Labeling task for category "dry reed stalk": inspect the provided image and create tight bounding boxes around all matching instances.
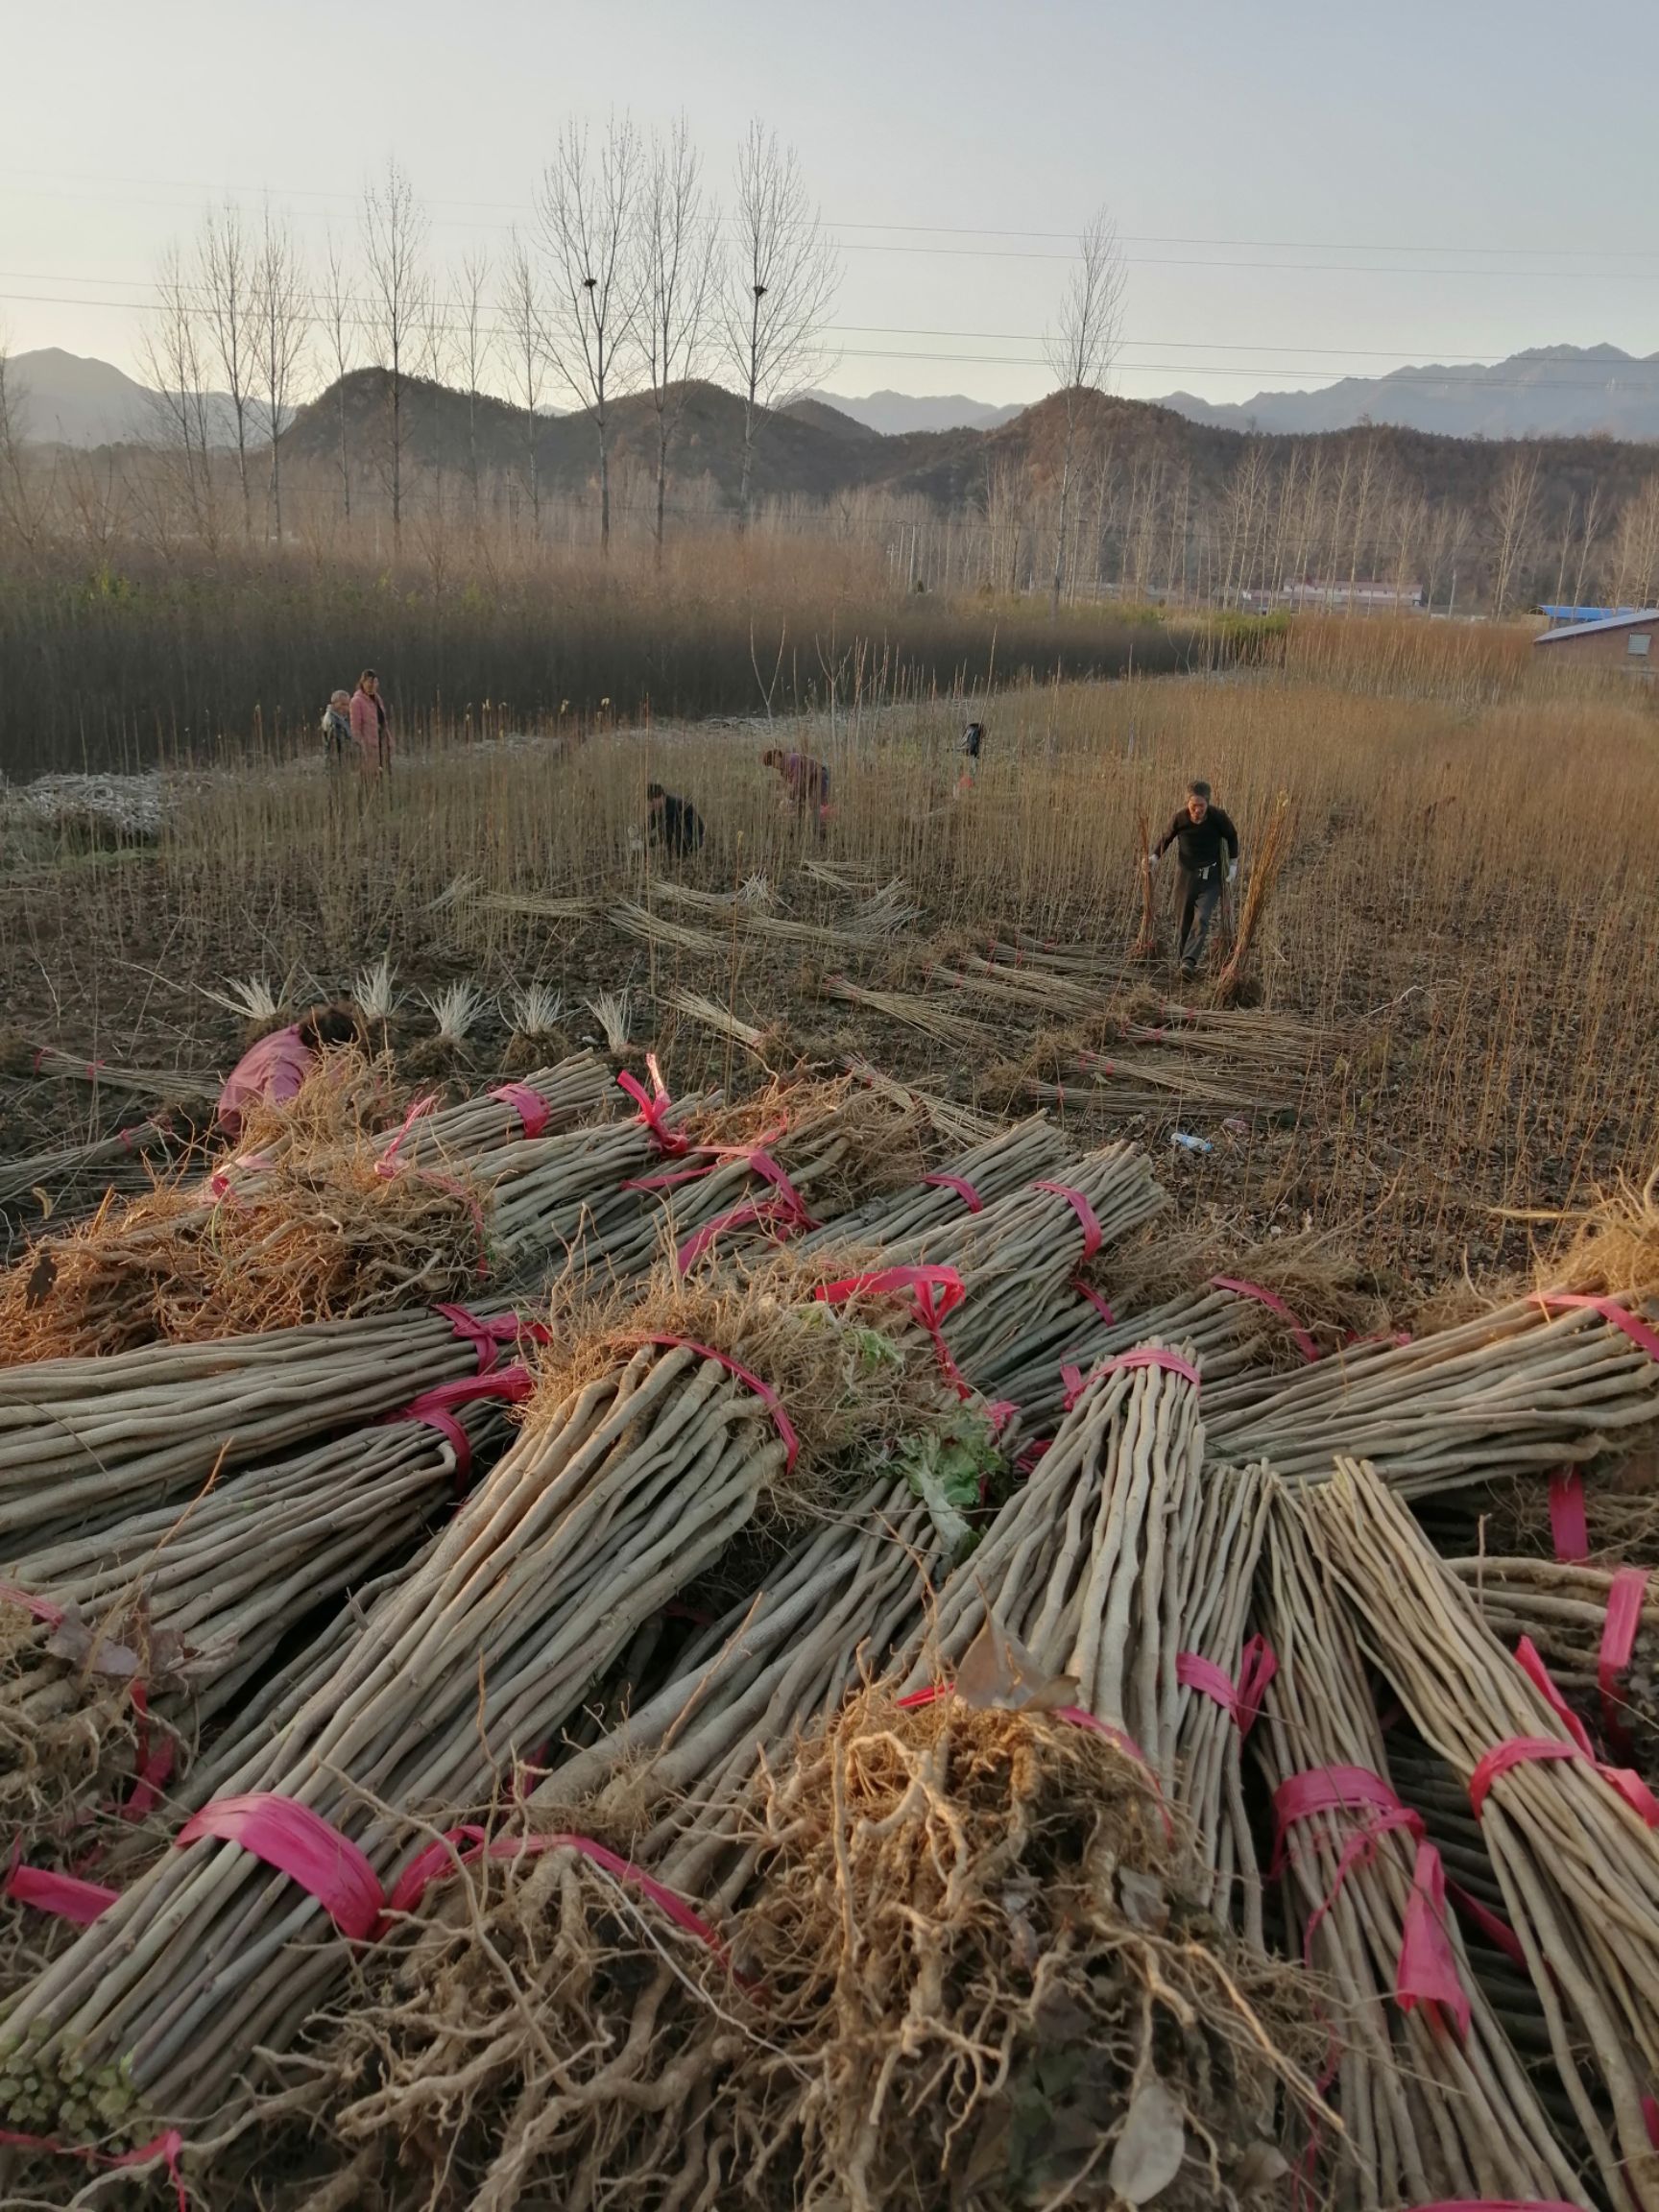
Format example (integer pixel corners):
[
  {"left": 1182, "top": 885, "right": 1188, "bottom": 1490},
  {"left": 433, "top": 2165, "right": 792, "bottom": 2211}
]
[
  {"left": 660, "top": 986, "right": 770, "bottom": 1052},
  {"left": 1214, "top": 791, "right": 1292, "bottom": 1004},
  {"left": 1307, "top": 1455, "right": 1659, "bottom": 2208},
  {"left": 1131, "top": 808, "right": 1160, "bottom": 957},
  {"left": 608, "top": 899, "right": 726, "bottom": 956},
  {"left": 819, "top": 974, "right": 996, "bottom": 1049}
]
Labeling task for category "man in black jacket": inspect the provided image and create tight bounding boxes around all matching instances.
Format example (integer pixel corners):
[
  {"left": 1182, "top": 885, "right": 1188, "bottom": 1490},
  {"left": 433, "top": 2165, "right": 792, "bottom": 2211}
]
[
  {"left": 646, "top": 782, "right": 705, "bottom": 859},
  {"left": 1150, "top": 780, "right": 1239, "bottom": 975}
]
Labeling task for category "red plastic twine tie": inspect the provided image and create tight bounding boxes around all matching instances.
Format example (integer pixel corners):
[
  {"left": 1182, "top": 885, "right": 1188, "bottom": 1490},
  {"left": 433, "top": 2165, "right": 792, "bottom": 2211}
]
[
  {"left": 1272, "top": 1764, "right": 1470, "bottom": 2042},
  {"left": 1211, "top": 1275, "right": 1320, "bottom": 1363},
  {"left": 1033, "top": 1179, "right": 1104, "bottom": 1260},
  {"left": 1061, "top": 1347, "right": 1201, "bottom": 1413},
  {"left": 1548, "top": 1469, "right": 1590, "bottom": 1563},
  {"left": 2, "top": 1862, "right": 120, "bottom": 1926},
  {"left": 1470, "top": 1636, "right": 1659, "bottom": 1825},
  {"left": 1177, "top": 1636, "right": 1277, "bottom": 1737},
  {"left": 813, "top": 1265, "right": 971, "bottom": 1400},
  {"left": 1537, "top": 1290, "right": 1659, "bottom": 1363},
  {"left": 390, "top": 1364, "right": 537, "bottom": 1488},
  {"left": 0, "top": 1581, "right": 67, "bottom": 1630},
  {"left": 921, "top": 1170, "right": 984, "bottom": 1213},
  {"left": 0, "top": 2127, "right": 186, "bottom": 2212},
  {"left": 375, "top": 1092, "right": 440, "bottom": 1176},
  {"left": 435, "top": 1304, "right": 547, "bottom": 1375},
  {"left": 645, "top": 1335, "right": 800, "bottom": 1471},
  {"left": 1446, "top": 1878, "right": 1529, "bottom": 1972},
  {"left": 489, "top": 1081, "right": 551, "bottom": 1140},
  {"left": 175, "top": 1793, "right": 385, "bottom": 1940},
  {"left": 1599, "top": 1566, "right": 1650, "bottom": 1753},
  {"left": 121, "top": 1679, "right": 174, "bottom": 1824},
  {"left": 617, "top": 1053, "right": 687, "bottom": 1155},
  {"left": 1071, "top": 1278, "right": 1117, "bottom": 1325}
]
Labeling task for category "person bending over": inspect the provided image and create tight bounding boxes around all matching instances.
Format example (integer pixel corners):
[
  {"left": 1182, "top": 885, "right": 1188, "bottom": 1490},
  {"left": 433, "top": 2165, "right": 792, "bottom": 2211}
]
[
  {"left": 216, "top": 1004, "right": 362, "bottom": 1140},
  {"left": 761, "top": 746, "right": 830, "bottom": 837},
  {"left": 1150, "top": 780, "right": 1239, "bottom": 976},
  {"left": 646, "top": 781, "right": 705, "bottom": 858}
]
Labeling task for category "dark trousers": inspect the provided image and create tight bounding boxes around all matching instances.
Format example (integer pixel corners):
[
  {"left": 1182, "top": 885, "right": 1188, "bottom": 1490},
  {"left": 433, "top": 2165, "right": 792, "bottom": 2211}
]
[{"left": 1174, "top": 869, "right": 1222, "bottom": 972}]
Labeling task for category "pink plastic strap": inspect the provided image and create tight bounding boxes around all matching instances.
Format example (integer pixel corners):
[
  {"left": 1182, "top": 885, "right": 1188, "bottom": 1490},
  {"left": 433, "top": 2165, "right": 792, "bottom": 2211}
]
[
  {"left": 0, "top": 1581, "right": 66, "bottom": 1629},
  {"left": 1599, "top": 1566, "right": 1650, "bottom": 1751},
  {"left": 1033, "top": 1179, "right": 1103, "bottom": 1260},
  {"left": 2, "top": 1863, "right": 119, "bottom": 1925},
  {"left": 813, "top": 1265, "right": 971, "bottom": 1400},
  {"left": 1407, "top": 2201, "right": 1584, "bottom": 2210},
  {"left": 1211, "top": 1275, "right": 1320, "bottom": 1362},
  {"left": 176, "top": 1793, "right": 385, "bottom": 1940},
  {"left": 1504, "top": 1634, "right": 1659, "bottom": 1824},
  {"left": 1548, "top": 1469, "right": 1590, "bottom": 1563},
  {"left": 1469, "top": 1736, "right": 1581, "bottom": 1816},
  {"left": 1537, "top": 1291, "right": 1659, "bottom": 1363},
  {"left": 375, "top": 1092, "right": 440, "bottom": 1175},
  {"left": 1273, "top": 1765, "right": 1468, "bottom": 2041},
  {"left": 922, "top": 1170, "right": 983, "bottom": 1213},
  {"left": 0, "top": 2127, "right": 186, "bottom": 2212},
  {"left": 434, "top": 1304, "right": 546, "bottom": 1375},
  {"left": 1446, "top": 1878, "right": 1529, "bottom": 1971},
  {"left": 489, "top": 1081, "right": 552, "bottom": 1140},
  {"left": 1071, "top": 1279, "right": 1117, "bottom": 1325},
  {"left": 617, "top": 1055, "right": 688, "bottom": 1155},
  {"left": 1060, "top": 1346, "right": 1201, "bottom": 1412},
  {"left": 380, "top": 1826, "right": 735, "bottom": 1968},
  {"left": 121, "top": 1679, "right": 173, "bottom": 1823},
  {"left": 1176, "top": 1636, "right": 1277, "bottom": 1737},
  {"left": 393, "top": 1365, "right": 535, "bottom": 1488},
  {"left": 645, "top": 1335, "right": 799, "bottom": 1471}
]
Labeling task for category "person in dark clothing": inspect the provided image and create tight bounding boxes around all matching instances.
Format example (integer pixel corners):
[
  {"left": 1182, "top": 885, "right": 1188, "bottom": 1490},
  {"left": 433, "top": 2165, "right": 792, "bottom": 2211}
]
[
  {"left": 646, "top": 781, "right": 705, "bottom": 857},
  {"left": 1150, "top": 780, "right": 1239, "bottom": 975}
]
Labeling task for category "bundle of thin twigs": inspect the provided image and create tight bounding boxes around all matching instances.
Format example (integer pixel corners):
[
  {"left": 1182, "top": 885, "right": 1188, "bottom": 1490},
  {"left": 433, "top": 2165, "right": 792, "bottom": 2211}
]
[
  {"left": 26, "top": 1047, "right": 218, "bottom": 1103},
  {"left": 0, "top": 1306, "right": 515, "bottom": 1555},
  {"left": 0, "top": 1119, "right": 174, "bottom": 1215},
  {"left": 0, "top": 1394, "right": 519, "bottom": 1853},
  {"left": 1451, "top": 1553, "right": 1659, "bottom": 1778},
  {"left": 795, "top": 1114, "right": 1069, "bottom": 1253},
  {"left": 0, "top": 1273, "right": 950, "bottom": 2139},
  {"left": 1308, "top": 1455, "right": 1659, "bottom": 2207},
  {"left": 372, "top": 1051, "right": 613, "bottom": 1170},
  {"left": 819, "top": 974, "right": 997, "bottom": 1050},
  {"left": 1203, "top": 1292, "right": 1659, "bottom": 1493},
  {"left": 659, "top": 987, "right": 771, "bottom": 1052},
  {"left": 1215, "top": 791, "right": 1293, "bottom": 1004},
  {"left": 839, "top": 1054, "right": 997, "bottom": 1146},
  {"left": 1257, "top": 1486, "right": 1589, "bottom": 2209}
]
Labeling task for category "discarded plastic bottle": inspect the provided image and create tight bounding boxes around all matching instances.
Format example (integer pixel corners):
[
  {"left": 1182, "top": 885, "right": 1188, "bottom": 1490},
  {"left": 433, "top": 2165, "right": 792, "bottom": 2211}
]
[{"left": 1169, "top": 1131, "right": 1214, "bottom": 1155}]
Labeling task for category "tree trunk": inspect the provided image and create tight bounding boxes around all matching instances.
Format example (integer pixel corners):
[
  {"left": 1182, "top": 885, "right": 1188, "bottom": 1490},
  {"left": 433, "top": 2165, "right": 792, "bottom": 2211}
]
[
  {"left": 598, "top": 418, "right": 611, "bottom": 554},
  {"left": 1050, "top": 404, "right": 1075, "bottom": 618},
  {"left": 655, "top": 413, "right": 669, "bottom": 565}
]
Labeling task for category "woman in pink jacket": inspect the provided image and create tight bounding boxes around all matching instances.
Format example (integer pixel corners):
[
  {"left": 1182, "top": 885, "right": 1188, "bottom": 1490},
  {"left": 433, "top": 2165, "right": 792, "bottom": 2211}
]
[{"left": 349, "top": 668, "right": 391, "bottom": 776}]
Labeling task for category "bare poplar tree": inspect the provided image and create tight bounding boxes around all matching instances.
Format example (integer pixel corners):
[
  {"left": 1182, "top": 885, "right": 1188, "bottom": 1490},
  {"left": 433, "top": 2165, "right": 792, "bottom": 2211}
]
[
  {"left": 319, "top": 230, "right": 356, "bottom": 521},
  {"left": 252, "top": 206, "right": 309, "bottom": 542},
  {"left": 1488, "top": 450, "right": 1540, "bottom": 616},
  {"left": 142, "top": 243, "right": 219, "bottom": 549},
  {"left": 1043, "top": 205, "right": 1125, "bottom": 616},
  {"left": 536, "top": 115, "right": 642, "bottom": 554},
  {"left": 0, "top": 333, "right": 54, "bottom": 562},
  {"left": 500, "top": 232, "right": 547, "bottom": 538},
  {"left": 361, "top": 157, "right": 429, "bottom": 552},
  {"left": 638, "top": 114, "right": 716, "bottom": 561},
  {"left": 455, "top": 248, "right": 493, "bottom": 515},
  {"left": 724, "top": 122, "right": 839, "bottom": 531},
  {"left": 198, "top": 204, "right": 257, "bottom": 540}
]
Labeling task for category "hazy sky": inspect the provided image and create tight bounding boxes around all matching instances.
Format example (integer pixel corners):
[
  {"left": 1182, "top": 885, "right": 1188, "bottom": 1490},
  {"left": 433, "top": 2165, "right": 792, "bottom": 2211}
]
[{"left": 5, "top": 0, "right": 1656, "bottom": 407}]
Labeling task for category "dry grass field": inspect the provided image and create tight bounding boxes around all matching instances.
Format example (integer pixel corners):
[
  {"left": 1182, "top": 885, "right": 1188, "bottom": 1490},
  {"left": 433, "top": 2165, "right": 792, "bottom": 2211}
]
[{"left": 3, "top": 613, "right": 1654, "bottom": 1287}]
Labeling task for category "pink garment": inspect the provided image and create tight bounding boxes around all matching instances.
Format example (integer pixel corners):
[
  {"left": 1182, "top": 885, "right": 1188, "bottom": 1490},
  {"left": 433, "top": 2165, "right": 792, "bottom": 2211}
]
[
  {"left": 349, "top": 687, "right": 389, "bottom": 767},
  {"left": 216, "top": 1024, "right": 315, "bottom": 1137}
]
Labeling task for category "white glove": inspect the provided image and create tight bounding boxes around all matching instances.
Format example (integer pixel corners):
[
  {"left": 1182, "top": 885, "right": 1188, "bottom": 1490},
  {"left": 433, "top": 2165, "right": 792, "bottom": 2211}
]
[
  {"left": 1146, "top": 851, "right": 1160, "bottom": 871},
  {"left": 1227, "top": 860, "right": 1238, "bottom": 885}
]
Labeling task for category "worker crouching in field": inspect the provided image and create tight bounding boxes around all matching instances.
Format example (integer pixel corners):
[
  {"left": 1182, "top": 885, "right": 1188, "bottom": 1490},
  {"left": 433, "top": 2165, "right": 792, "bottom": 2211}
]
[
  {"left": 216, "top": 1005, "right": 363, "bottom": 1140},
  {"left": 762, "top": 746, "right": 830, "bottom": 840},
  {"left": 646, "top": 781, "right": 705, "bottom": 858},
  {"left": 1150, "top": 780, "right": 1239, "bottom": 976}
]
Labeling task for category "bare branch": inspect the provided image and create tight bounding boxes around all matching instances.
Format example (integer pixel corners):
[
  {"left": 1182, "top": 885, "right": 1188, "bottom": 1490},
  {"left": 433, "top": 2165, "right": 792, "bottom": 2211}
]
[
  {"left": 361, "top": 157, "right": 429, "bottom": 551},
  {"left": 1044, "top": 205, "right": 1126, "bottom": 614},
  {"left": 251, "top": 205, "right": 309, "bottom": 542},
  {"left": 638, "top": 113, "right": 718, "bottom": 554}
]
